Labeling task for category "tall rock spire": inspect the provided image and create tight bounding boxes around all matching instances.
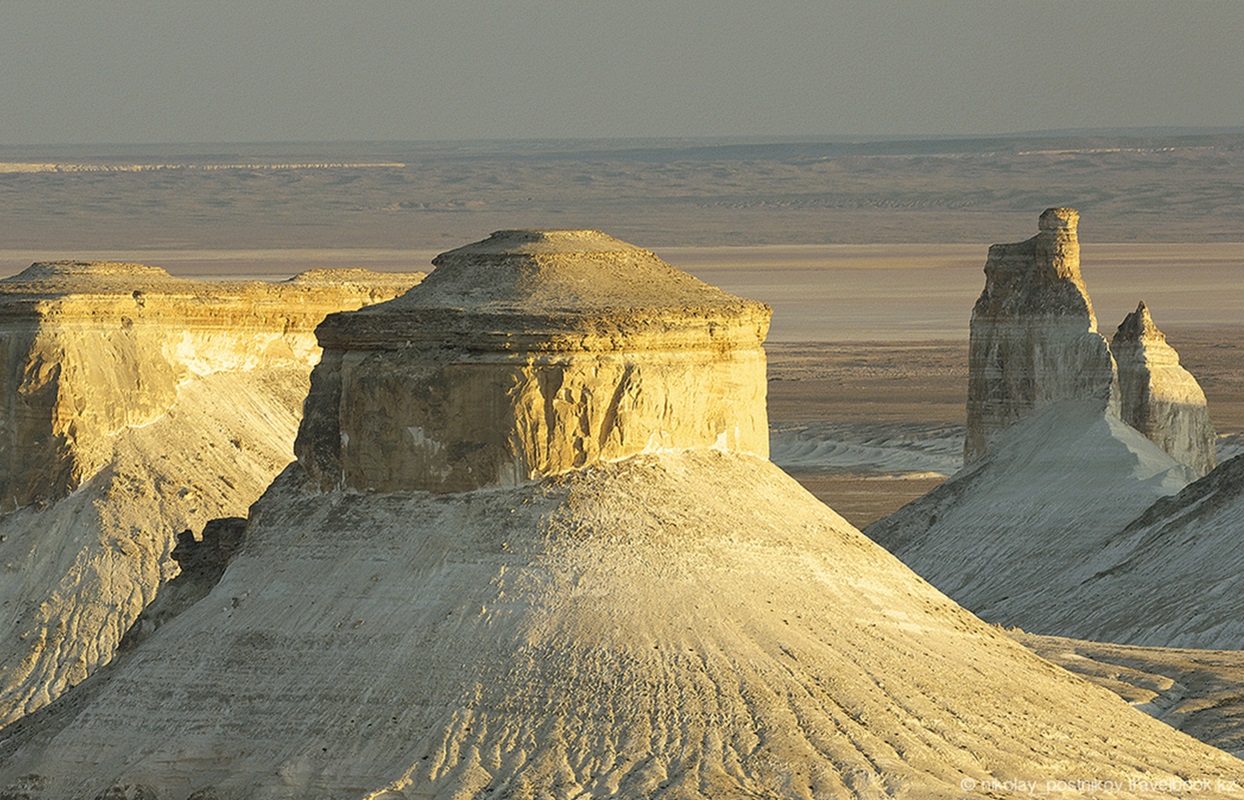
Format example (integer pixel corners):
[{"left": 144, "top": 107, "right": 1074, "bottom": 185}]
[{"left": 964, "top": 208, "right": 1119, "bottom": 462}]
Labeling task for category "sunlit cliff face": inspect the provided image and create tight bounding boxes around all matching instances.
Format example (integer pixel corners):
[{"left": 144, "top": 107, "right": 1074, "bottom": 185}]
[
  {"left": 296, "top": 229, "right": 773, "bottom": 493},
  {"left": 0, "top": 262, "right": 423, "bottom": 729}
]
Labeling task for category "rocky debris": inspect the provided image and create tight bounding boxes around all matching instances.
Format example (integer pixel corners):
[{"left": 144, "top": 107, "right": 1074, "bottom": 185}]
[
  {"left": 964, "top": 208, "right": 1119, "bottom": 462},
  {"left": 0, "top": 265, "right": 423, "bottom": 729},
  {"left": 297, "top": 230, "right": 772, "bottom": 493},
  {"left": 1113, "top": 301, "right": 1217, "bottom": 476},
  {"left": 3, "top": 233, "right": 1239, "bottom": 798}
]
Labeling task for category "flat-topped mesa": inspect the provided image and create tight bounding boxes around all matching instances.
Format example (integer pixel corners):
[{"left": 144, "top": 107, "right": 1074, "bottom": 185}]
[
  {"left": 0, "top": 263, "right": 424, "bottom": 510},
  {"left": 964, "top": 208, "right": 1119, "bottom": 463},
  {"left": 1113, "top": 301, "right": 1217, "bottom": 476},
  {"left": 2, "top": 260, "right": 184, "bottom": 288},
  {"left": 296, "top": 230, "right": 773, "bottom": 493}
]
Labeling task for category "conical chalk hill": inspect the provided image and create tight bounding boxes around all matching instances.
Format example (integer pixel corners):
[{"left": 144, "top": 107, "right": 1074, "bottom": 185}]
[{"left": 2, "top": 232, "right": 1238, "bottom": 799}]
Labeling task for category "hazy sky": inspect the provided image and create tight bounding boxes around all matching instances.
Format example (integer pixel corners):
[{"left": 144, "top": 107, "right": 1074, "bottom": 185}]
[{"left": 2, "top": 1, "right": 1243, "bottom": 145}]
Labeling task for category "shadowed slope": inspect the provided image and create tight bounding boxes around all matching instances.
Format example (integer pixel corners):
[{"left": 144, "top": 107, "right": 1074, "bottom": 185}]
[
  {"left": 866, "top": 400, "right": 1194, "bottom": 628},
  {"left": 1032, "top": 453, "right": 1244, "bottom": 648}
]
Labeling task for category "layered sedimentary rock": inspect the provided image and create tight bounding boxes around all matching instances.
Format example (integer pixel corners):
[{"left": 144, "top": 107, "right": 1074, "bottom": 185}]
[
  {"left": 1113, "top": 301, "right": 1217, "bottom": 476},
  {"left": 0, "top": 263, "right": 422, "bottom": 728},
  {"left": 964, "top": 208, "right": 1118, "bottom": 462},
  {"left": 297, "top": 230, "right": 771, "bottom": 493},
  {"left": 3, "top": 233, "right": 1239, "bottom": 799},
  {"left": 0, "top": 261, "right": 422, "bottom": 510},
  {"left": 869, "top": 210, "right": 1227, "bottom": 641}
]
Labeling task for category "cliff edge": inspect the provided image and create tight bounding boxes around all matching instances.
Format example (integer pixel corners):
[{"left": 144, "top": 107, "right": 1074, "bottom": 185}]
[
  {"left": 964, "top": 208, "right": 1119, "bottom": 462},
  {"left": 2, "top": 234, "right": 1237, "bottom": 799},
  {"left": 0, "top": 263, "right": 423, "bottom": 728}
]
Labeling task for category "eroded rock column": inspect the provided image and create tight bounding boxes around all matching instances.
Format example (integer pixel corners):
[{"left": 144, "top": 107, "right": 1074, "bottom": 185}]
[
  {"left": 1113, "top": 301, "right": 1216, "bottom": 476},
  {"left": 964, "top": 208, "right": 1119, "bottom": 463},
  {"left": 296, "top": 230, "right": 772, "bottom": 493}
]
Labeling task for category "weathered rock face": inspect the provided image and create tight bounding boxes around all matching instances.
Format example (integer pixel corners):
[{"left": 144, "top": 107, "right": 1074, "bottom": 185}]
[
  {"left": 964, "top": 208, "right": 1119, "bottom": 462},
  {"left": 296, "top": 230, "right": 772, "bottom": 493},
  {"left": 3, "top": 234, "right": 1241, "bottom": 798},
  {"left": 1113, "top": 301, "right": 1217, "bottom": 476},
  {"left": 0, "top": 261, "right": 424, "bottom": 511},
  {"left": 0, "top": 263, "right": 423, "bottom": 728}
]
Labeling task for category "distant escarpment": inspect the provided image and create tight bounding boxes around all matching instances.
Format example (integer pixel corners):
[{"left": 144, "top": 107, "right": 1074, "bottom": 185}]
[{"left": 0, "top": 262, "right": 422, "bottom": 729}]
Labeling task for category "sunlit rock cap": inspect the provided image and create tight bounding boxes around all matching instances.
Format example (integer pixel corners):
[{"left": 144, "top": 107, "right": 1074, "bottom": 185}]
[
  {"left": 315, "top": 229, "right": 770, "bottom": 352},
  {"left": 298, "top": 230, "right": 772, "bottom": 493}
]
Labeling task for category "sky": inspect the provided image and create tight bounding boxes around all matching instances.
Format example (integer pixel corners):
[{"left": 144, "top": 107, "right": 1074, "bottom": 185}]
[{"left": 2, "top": 1, "right": 1243, "bottom": 145}]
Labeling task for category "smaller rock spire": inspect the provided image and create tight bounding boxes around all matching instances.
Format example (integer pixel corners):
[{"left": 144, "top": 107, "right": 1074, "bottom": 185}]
[
  {"left": 1112, "top": 302, "right": 1216, "bottom": 476},
  {"left": 1113, "top": 301, "right": 1163, "bottom": 343}
]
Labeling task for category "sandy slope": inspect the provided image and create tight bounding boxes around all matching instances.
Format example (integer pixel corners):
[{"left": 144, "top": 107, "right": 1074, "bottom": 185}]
[
  {"left": 1025, "top": 453, "right": 1244, "bottom": 648},
  {"left": 0, "top": 368, "right": 306, "bottom": 728},
  {"left": 1, "top": 452, "right": 1238, "bottom": 799},
  {"left": 865, "top": 401, "right": 1194, "bottom": 630}
]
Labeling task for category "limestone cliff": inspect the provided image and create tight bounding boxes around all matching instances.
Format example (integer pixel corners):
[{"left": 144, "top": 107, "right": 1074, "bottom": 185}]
[
  {"left": 1113, "top": 301, "right": 1217, "bottom": 476},
  {"left": 0, "top": 263, "right": 422, "bottom": 728},
  {"left": 3, "top": 234, "right": 1239, "bottom": 799},
  {"left": 0, "top": 261, "right": 422, "bottom": 511},
  {"left": 964, "top": 208, "right": 1119, "bottom": 462},
  {"left": 297, "top": 230, "right": 772, "bottom": 493}
]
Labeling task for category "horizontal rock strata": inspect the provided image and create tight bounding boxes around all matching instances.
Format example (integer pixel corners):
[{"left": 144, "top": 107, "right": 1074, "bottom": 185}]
[
  {"left": 964, "top": 208, "right": 1119, "bottom": 462},
  {"left": 0, "top": 262, "right": 422, "bottom": 728},
  {"left": 297, "top": 230, "right": 772, "bottom": 493},
  {"left": 3, "top": 233, "right": 1239, "bottom": 798}
]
